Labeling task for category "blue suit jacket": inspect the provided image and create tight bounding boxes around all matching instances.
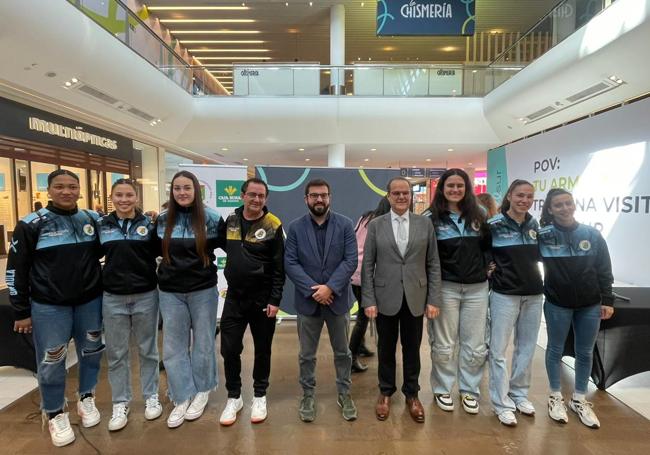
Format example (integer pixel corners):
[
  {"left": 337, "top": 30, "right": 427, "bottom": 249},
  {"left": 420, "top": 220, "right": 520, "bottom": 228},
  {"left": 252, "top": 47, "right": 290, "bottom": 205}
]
[{"left": 284, "top": 211, "right": 358, "bottom": 316}]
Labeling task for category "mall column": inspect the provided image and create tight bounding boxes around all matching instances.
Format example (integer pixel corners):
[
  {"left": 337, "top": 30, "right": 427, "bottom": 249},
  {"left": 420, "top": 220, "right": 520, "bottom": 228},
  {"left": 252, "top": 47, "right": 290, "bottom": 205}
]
[{"left": 330, "top": 4, "right": 345, "bottom": 94}]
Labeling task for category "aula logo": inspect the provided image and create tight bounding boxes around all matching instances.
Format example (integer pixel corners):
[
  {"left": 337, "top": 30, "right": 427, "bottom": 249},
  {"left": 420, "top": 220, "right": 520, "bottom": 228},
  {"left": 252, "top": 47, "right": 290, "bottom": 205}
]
[{"left": 400, "top": 1, "right": 452, "bottom": 19}]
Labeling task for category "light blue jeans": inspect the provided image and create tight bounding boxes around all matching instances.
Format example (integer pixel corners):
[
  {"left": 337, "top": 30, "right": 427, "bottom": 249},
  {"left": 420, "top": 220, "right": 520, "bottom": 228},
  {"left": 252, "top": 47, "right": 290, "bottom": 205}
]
[
  {"left": 31, "top": 296, "right": 104, "bottom": 412},
  {"left": 544, "top": 301, "right": 601, "bottom": 395},
  {"left": 159, "top": 286, "right": 218, "bottom": 404},
  {"left": 103, "top": 290, "right": 160, "bottom": 404},
  {"left": 488, "top": 291, "right": 544, "bottom": 414},
  {"left": 429, "top": 280, "right": 489, "bottom": 398}
]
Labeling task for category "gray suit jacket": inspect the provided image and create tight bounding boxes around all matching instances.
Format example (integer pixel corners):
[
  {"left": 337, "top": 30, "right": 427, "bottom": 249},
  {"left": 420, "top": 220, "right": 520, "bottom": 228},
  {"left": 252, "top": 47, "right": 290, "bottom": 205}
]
[{"left": 361, "top": 212, "right": 442, "bottom": 316}]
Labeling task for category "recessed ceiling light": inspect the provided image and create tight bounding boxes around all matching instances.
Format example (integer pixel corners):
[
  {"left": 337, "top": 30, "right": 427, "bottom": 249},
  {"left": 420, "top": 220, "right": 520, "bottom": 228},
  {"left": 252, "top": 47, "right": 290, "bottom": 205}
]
[
  {"left": 64, "top": 81, "right": 72, "bottom": 87},
  {"left": 197, "top": 56, "right": 272, "bottom": 60},
  {"left": 180, "top": 40, "right": 265, "bottom": 44},
  {"left": 189, "top": 49, "right": 270, "bottom": 52},
  {"left": 309, "top": 1, "right": 313, "bottom": 6},
  {"left": 221, "top": 147, "right": 229, "bottom": 151},
  {"left": 170, "top": 30, "right": 261, "bottom": 34},
  {"left": 411, "top": 165, "right": 416, "bottom": 168},
  {"left": 161, "top": 19, "right": 256, "bottom": 23},
  {"left": 305, "top": 158, "right": 311, "bottom": 161},
  {"left": 147, "top": 6, "right": 249, "bottom": 10},
  {"left": 370, "top": 148, "right": 376, "bottom": 151},
  {"left": 441, "top": 46, "right": 456, "bottom": 52},
  {"left": 472, "top": 70, "right": 477, "bottom": 73},
  {"left": 468, "top": 162, "right": 473, "bottom": 166},
  {"left": 285, "top": 1, "right": 288, "bottom": 5},
  {"left": 298, "top": 148, "right": 305, "bottom": 151},
  {"left": 609, "top": 75, "right": 617, "bottom": 81},
  {"left": 447, "top": 148, "right": 454, "bottom": 152},
  {"left": 426, "top": 158, "right": 431, "bottom": 162},
  {"left": 243, "top": 158, "right": 249, "bottom": 161},
  {"left": 364, "top": 158, "right": 369, "bottom": 162},
  {"left": 71, "top": 77, "right": 78, "bottom": 83}
]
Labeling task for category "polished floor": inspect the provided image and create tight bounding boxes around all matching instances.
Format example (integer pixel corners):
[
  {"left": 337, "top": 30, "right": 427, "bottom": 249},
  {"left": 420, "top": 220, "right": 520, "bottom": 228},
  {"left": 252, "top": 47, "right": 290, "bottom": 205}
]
[{"left": 0, "top": 322, "right": 649, "bottom": 454}]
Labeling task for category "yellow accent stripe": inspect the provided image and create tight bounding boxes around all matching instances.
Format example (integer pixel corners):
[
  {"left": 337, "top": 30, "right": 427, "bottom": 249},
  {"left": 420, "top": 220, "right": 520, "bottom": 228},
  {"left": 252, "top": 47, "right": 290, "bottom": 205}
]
[{"left": 358, "top": 169, "right": 387, "bottom": 197}]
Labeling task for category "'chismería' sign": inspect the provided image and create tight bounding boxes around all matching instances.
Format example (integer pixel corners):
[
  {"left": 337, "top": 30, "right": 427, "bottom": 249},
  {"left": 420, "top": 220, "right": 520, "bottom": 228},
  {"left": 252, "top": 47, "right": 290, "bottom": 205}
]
[{"left": 377, "top": 0, "right": 475, "bottom": 36}]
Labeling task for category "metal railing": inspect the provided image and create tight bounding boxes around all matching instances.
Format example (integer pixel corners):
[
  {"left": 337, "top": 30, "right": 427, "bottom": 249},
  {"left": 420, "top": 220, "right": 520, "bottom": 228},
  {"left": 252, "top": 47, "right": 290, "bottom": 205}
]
[{"left": 489, "top": 0, "right": 614, "bottom": 91}]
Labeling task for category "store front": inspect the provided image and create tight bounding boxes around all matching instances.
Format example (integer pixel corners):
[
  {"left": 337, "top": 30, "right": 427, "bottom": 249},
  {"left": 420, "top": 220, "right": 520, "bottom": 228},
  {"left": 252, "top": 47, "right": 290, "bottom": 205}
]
[{"left": 0, "top": 97, "right": 142, "bottom": 286}]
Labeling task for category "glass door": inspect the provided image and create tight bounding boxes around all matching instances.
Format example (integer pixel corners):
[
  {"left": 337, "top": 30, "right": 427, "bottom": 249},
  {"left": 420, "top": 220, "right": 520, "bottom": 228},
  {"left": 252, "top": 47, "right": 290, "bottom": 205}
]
[
  {"left": 15, "top": 160, "right": 31, "bottom": 219},
  {"left": 90, "top": 169, "right": 106, "bottom": 215},
  {"left": 30, "top": 161, "right": 57, "bottom": 212}
]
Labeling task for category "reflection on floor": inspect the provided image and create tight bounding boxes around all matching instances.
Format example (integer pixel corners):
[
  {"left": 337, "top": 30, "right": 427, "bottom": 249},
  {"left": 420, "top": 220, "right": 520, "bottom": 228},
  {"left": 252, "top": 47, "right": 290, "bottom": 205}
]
[{"left": 0, "top": 322, "right": 648, "bottom": 454}]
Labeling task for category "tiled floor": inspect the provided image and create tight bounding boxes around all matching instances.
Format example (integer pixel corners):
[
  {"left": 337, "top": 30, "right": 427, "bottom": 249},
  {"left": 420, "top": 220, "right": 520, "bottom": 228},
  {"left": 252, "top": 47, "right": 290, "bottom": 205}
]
[{"left": 1, "top": 322, "right": 648, "bottom": 421}]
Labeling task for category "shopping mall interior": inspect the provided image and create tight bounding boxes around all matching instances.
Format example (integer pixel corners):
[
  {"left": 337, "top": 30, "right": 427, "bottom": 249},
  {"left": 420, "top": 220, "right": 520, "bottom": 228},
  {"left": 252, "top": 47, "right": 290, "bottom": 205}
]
[{"left": 0, "top": 0, "right": 649, "bottom": 452}]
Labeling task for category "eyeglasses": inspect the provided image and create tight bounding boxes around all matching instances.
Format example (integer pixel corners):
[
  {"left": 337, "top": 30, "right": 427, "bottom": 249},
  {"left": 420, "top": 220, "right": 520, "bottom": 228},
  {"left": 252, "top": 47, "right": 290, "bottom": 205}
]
[
  {"left": 245, "top": 192, "right": 266, "bottom": 200},
  {"left": 307, "top": 193, "right": 330, "bottom": 200},
  {"left": 389, "top": 191, "right": 410, "bottom": 197}
]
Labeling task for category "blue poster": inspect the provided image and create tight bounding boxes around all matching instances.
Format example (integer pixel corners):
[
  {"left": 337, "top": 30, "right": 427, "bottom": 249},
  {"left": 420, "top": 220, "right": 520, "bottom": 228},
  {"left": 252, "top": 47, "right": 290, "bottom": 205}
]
[
  {"left": 377, "top": 0, "right": 475, "bottom": 36},
  {"left": 0, "top": 173, "right": 5, "bottom": 191},
  {"left": 36, "top": 173, "right": 49, "bottom": 191},
  {"left": 487, "top": 146, "right": 508, "bottom": 204}
]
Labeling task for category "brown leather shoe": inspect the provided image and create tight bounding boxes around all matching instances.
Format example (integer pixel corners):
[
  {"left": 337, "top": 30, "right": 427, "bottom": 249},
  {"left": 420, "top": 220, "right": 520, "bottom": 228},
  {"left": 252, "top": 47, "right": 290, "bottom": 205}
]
[
  {"left": 375, "top": 395, "right": 390, "bottom": 421},
  {"left": 406, "top": 397, "right": 425, "bottom": 423}
]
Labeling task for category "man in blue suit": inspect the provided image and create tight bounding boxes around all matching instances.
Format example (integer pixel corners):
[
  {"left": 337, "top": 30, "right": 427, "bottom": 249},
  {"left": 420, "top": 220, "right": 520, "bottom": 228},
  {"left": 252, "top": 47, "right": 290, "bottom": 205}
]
[{"left": 284, "top": 178, "right": 358, "bottom": 423}]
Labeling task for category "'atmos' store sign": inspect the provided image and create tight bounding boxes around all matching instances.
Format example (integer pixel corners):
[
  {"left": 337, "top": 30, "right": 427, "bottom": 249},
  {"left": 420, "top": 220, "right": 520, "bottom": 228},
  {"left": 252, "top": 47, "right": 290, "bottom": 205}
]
[{"left": 0, "top": 97, "right": 133, "bottom": 161}]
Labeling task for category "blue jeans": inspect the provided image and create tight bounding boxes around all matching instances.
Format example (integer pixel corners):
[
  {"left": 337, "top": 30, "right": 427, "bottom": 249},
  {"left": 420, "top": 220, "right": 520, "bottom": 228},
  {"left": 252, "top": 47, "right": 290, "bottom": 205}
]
[
  {"left": 31, "top": 296, "right": 104, "bottom": 413},
  {"left": 429, "top": 280, "right": 489, "bottom": 398},
  {"left": 159, "top": 286, "right": 218, "bottom": 404},
  {"left": 103, "top": 290, "right": 160, "bottom": 404},
  {"left": 544, "top": 301, "right": 601, "bottom": 395},
  {"left": 488, "top": 292, "right": 543, "bottom": 414}
]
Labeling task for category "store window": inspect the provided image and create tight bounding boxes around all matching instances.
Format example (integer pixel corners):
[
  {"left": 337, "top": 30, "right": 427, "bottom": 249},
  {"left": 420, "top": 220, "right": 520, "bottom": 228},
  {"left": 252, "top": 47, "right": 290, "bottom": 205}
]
[
  {"left": 15, "top": 160, "right": 31, "bottom": 219},
  {"left": 0, "top": 158, "right": 16, "bottom": 256},
  {"left": 134, "top": 141, "right": 160, "bottom": 213},
  {"left": 164, "top": 151, "right": 194, "bottom": 201},
  {"left": 30, "top": 162, "right": 57, "bottom": 211},
  {"left": 90, "top": 169, "right": 106, "bottom": 215},
  {"left": 105, "top": 171, "right": 129, "bottom": 213}
]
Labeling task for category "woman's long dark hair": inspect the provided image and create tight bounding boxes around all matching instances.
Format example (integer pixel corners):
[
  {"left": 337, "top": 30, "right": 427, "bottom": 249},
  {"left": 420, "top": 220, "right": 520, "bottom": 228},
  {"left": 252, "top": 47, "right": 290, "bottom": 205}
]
[
  {"left": 359, "top": 196, "right": 391, "bottom": 228},
  {"left": 499, "top": 179, "right": 534, "bottom": 214},
  {"left": 162, "top": 170, "right": 209, "bottom": 267},
  {"left": 429, "top": 168, "right": 485, "bottom": 226},
  {"left": 539, "top": 188, "right": 573, "bottom": 227}
]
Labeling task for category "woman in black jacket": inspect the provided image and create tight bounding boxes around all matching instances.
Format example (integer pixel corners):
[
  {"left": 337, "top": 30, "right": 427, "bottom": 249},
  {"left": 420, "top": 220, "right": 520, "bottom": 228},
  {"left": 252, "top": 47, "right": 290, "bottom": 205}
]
[
  {"left": 539, "top": 188, "right": 614, "bottom": 429},
  {"left": 97, "top": 178, "right": 161, "bottom": 431}
]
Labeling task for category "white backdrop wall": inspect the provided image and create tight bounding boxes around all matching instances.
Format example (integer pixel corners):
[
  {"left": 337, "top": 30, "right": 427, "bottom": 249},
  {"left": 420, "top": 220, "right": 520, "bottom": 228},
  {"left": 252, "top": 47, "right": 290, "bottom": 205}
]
[{"left": 488, "top": 97, "right": 650, "bottom": 286}]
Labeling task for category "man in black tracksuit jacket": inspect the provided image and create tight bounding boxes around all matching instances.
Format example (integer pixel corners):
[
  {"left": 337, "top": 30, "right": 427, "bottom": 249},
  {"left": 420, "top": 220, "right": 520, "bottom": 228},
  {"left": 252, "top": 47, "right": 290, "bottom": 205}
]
[{"left": 218, "top": 178, "right": 285, "bottom": 425}]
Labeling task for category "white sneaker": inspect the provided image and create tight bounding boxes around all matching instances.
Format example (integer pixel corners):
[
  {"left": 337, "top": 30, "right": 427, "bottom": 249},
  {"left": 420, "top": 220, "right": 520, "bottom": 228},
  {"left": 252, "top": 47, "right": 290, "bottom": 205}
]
[
  {"left": 461, "top": 394, "right": 479, "bottom": 414},
  {"left": 434, "top": 394, "right": 454, "bottom": 412},
  {"left": 497, "top": 410, "right": 517, "bottom": 427},
  {"left": 569, "top": 399, "right": 601, "bottom": 429},
  {"left": 48, "top": 412, "right": 75, "bottom": 447},
  {"left": 108, "top": 403, "right": 129, "bottom": 431},
  {"left": 219, "top": 397, "right": 244, "bottom": 426},
  {"left": 167, "top": 400, "right": 190, "bottom": 429},
  {"left": 144, "top": 394, "right": 163, "bottom": 420},
  {"left": 251, "top": 396, "right": 268, "bottom": 424},
  {"left": 516, "top": 400, "right": 536, "bottom": 416},
  {"left": 548, "top": 395, "right": 568, "bottom": 424},
  {"left": 77, "top": 396, "right": 101, "bottom": 428},
  {"left": 185, "top": 391, "right": 210, "bottom": 421}
]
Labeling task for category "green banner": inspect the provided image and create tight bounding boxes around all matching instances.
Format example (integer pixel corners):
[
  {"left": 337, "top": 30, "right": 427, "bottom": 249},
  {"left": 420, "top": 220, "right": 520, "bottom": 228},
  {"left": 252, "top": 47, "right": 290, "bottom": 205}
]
[
  {"left": 487, "top": 146, "right": 508, "bottom": 204},
  {"left": 216, "top": 180, "right": 244, "bottom": 207}
]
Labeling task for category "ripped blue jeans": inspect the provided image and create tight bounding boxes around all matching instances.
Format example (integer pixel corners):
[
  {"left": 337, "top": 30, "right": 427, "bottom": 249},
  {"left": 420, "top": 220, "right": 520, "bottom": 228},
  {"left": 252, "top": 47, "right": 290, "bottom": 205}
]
[
  {"left": 31, "top": 296, "right": 104, "bottom": 413},
  {"left": 428, "top": 280, "right": 489, "bottom": 398}
]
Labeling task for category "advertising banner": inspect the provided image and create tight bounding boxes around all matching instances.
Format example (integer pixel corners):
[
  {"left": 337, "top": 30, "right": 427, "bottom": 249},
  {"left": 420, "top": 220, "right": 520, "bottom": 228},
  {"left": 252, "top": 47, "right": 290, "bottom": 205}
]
[
  {"left": 377, "top": 0, "right": 476, "bottom": 36},
  {"left": 179, "top": 164, "right": 248, "bottom": 317},
  {"left": 487, "top": 98, "right": 650, "bottom": 286},
  {"left": 256, "top": 166, "right": 400, "bottom": 315}
]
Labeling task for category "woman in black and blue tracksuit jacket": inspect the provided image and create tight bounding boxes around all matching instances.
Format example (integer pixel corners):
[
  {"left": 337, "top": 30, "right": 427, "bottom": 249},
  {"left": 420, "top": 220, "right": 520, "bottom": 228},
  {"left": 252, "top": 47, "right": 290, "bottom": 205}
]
[
  {"left": 428, "top": 168, "right": 490, "bottom": 415},
  {"left": 155, "top": 170, "right": 226, "bottom": 429},
  {"left": 97, "top": 178, "right": 162, "bottom": 431},
  {"left": 539, "top": 188, "right": 614, "bottom": 429},
  {"left": 6, "top": 169, "right": 103, "bottom": 447},
  {"left": 486, "top": 180, "right": 543, "bottom": 426}
]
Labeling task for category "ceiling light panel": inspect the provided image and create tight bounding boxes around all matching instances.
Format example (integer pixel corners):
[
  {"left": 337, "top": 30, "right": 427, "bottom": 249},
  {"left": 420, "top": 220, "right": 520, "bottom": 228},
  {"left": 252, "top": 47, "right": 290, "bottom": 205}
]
[
  {"left": 161, "top": 19, "right": 256, "bottom": 23},
  {"left": 147, "top": 6, "right": 250, "bottom": 10},
  {"left": 170, "top": 30, "right": 261, "bottom": 34},
  {"left": 180, "top": 40, "right": 265, "bottom": 44},
  {"left": 189, "top": 49, "right": 270, "bottom": 52}
]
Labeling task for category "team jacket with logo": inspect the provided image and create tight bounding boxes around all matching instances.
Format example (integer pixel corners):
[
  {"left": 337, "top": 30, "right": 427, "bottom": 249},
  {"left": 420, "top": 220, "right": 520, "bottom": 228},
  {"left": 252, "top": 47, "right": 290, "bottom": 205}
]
[
  {"left": 431, "top": 212, "right": 490, "bottom": 284},
  {"left": 6, "top": 203, "right": 102, "bottom": 320},
  {"left": 538, "top": 223, "right": 614, "bottom": 309},
  {"left": 487, "top": 212, "right": 543, "bottom": 296},
  {"left": 155, "top": 205, "right": 225, "bottom": 293},
  {"left": 219, "top": 206, "right": 285, "bottom": 306},
  {"left": 97, "top": 210, "right": 159, "bottom": 295}
]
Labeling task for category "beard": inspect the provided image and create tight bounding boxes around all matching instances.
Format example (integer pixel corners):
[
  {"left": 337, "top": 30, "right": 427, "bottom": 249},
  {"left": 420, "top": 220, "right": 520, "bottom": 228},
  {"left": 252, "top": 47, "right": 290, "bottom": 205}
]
[{"left": 308, "top": 202, "right": 329, "bottom": 217}]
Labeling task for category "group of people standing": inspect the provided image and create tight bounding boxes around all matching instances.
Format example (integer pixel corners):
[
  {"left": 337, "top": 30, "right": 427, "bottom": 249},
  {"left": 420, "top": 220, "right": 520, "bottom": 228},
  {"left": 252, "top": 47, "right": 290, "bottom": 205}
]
[{"left": 5, "top": 167, "right": 614, "bottom": 448}]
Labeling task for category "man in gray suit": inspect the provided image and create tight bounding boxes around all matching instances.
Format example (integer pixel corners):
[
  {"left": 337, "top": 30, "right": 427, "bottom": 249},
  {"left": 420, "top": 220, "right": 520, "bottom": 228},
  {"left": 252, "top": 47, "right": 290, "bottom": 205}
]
[{"left": 361, "top": 176, "right": 442, "bottom": 423}]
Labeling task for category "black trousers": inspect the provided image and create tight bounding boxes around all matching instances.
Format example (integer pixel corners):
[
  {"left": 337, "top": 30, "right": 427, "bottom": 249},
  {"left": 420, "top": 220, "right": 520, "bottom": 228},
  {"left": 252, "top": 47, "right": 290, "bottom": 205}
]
[
  {"left": 376, "top": 296, "right": 423, "bottom": 398},
  {"left": 220, "top": 295, "right": 276, "bottom": 398},
  {"left": 349, "top": 285, "right": 369, "bottom": 357}
]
